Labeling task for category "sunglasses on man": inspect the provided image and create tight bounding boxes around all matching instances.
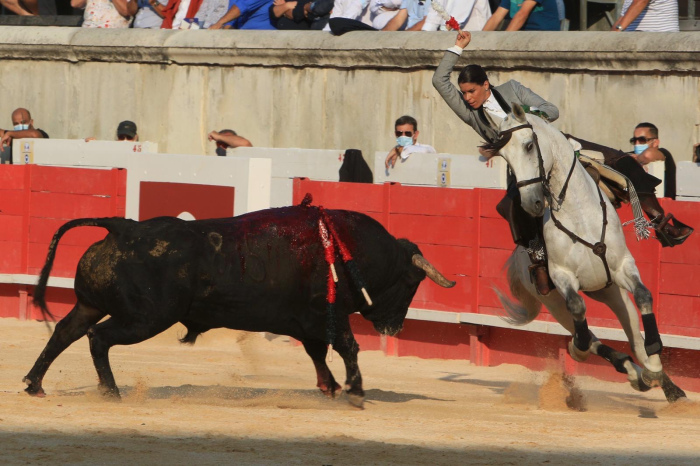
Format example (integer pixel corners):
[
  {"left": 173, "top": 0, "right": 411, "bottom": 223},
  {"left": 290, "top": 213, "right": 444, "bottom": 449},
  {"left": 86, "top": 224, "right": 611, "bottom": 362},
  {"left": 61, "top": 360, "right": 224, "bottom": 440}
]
[
  {"left": 118, "top": 134, "right": 135, "bottom": 141},
  {"left": 395, "top": 131, "right": 414, "bottom": 137},
  {"left": 629, "top": 136, "right": 657, "bottom": 144}
]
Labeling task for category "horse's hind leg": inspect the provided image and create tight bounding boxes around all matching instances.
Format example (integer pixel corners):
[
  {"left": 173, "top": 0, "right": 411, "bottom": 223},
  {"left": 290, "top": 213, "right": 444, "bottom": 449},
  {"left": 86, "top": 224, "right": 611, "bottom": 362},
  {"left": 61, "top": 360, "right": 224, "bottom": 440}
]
[{"left": 24, "top": 302, "right": 106, "bottom": 396}]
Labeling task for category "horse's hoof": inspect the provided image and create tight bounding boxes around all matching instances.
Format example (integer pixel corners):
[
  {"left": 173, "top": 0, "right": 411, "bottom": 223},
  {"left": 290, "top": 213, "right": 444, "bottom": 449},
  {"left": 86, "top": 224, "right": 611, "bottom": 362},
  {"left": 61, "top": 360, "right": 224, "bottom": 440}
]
[
  {"left": 641, "top": 368, "right": 663, "bottom": 388},
  {"left": 346, "top": 392, "right": 364, "bottom": 409},
  {"left": 568, "top": 340, "right": 590, "bottom": 362}
]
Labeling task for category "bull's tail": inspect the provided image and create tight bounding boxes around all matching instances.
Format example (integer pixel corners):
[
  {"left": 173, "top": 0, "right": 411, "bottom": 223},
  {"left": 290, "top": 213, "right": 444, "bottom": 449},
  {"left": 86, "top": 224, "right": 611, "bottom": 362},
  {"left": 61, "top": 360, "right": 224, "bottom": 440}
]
[
  {"left": 33, "top": 217, "right": 130, "bottom": 322},
  {"left": 493, "top": 248, "right": 542, "bottom": 326}
]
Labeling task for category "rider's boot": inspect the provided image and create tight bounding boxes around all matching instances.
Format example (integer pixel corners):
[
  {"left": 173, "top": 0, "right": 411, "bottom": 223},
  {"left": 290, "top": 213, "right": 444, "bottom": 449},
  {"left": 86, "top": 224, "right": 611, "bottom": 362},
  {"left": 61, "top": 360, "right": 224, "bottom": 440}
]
[
  {"left": 527, "top": 250, "right": 553, "bottom": 296},
  {"left": 638, "top": 193, "right": 693, "bottom": 247}
]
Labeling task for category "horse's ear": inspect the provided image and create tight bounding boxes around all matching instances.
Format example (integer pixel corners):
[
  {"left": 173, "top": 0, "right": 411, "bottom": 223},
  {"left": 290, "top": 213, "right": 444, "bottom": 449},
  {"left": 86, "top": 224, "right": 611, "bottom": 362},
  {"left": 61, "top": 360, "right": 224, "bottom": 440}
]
[{"left": 512, "top": 103, "right": 527, "bottom": 123}]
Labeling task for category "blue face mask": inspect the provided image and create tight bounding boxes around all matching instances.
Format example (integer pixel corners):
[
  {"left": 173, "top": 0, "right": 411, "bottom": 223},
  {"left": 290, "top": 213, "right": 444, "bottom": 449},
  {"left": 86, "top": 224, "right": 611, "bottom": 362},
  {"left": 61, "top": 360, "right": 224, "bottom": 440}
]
[
  {"left": 633, "top": 144, "right": 648, "bottom": 155},
  {"left": 396, "top": 136, "right": 413, "bottom": 147},
  {"left": 13, "top": 124, "right": 29, "bottom": 131}
]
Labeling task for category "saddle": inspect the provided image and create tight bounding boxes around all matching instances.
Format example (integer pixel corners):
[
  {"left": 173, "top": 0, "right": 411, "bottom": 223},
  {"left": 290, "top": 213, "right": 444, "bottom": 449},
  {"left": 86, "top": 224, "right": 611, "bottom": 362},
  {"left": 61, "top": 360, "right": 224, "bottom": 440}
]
[{"left": 577, "top": 154, "right": 629, "bottom": 208}]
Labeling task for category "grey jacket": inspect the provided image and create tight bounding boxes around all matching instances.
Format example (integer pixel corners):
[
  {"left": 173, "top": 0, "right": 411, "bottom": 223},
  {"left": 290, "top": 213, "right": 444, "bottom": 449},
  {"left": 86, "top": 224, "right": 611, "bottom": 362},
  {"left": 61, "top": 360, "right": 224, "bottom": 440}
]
[{"left": 432, "top": 50, "right": 559, "bottom": 144}]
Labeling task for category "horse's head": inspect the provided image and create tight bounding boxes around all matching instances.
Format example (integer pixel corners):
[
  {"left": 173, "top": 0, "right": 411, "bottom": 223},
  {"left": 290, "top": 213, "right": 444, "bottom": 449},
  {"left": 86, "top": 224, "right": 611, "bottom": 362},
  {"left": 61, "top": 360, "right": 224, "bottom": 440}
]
[{"left": 482, "top": 104, "right": 553, "bottom": 218}]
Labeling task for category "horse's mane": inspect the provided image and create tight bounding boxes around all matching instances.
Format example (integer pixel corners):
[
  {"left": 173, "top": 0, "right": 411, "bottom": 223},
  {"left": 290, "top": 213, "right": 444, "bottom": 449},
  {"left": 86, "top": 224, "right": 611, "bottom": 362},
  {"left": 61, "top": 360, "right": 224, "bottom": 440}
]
[{"left": 480, "top": 113, "right": 566, "bottom": 157}]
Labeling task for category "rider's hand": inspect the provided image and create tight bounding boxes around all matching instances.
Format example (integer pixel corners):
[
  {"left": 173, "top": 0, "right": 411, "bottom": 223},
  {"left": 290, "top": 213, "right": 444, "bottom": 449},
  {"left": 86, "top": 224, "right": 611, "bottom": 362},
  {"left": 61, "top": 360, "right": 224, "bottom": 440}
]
[{"left": 456, "top": 31, "right": 471, "bottom": 49}]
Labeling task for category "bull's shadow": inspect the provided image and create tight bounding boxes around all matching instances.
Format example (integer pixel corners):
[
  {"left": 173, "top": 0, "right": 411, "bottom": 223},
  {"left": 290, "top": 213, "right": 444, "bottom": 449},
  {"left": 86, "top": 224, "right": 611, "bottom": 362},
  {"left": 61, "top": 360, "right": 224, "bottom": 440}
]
[{"left": 59, "top": 384, "right": 448, "bottom": 407}]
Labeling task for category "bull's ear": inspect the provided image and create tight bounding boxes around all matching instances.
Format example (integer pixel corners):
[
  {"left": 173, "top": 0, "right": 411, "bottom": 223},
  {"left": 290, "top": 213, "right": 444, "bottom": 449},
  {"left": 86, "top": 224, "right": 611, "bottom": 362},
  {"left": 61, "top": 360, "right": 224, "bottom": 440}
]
[{"left": 512, "top": 103, "right": 527, "bottom": 124}]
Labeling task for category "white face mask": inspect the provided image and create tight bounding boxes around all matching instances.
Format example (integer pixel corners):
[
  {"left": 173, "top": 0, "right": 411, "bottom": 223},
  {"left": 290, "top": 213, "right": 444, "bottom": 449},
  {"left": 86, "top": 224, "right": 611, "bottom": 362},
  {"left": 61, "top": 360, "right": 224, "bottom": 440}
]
[
  {"left": 396, "top": 136, "right": 413, "bottom": 147},
  {"left": 13, "top": 124, "right": 29, "bottom": 131}
]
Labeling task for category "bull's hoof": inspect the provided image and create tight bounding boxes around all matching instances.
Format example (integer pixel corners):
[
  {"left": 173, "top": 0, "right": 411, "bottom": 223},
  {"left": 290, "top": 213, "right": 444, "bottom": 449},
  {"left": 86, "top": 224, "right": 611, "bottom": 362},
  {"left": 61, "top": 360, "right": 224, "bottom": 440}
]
[
  {"left": 568, "top": 340, "right": 590, "bottom": 362},
  {"left": 98, "top": 384, "right": 122, "bottom": 401},
  {"left": 23, "top": 377, "right": 46, "bottom": 398},
  {"left": 641, "top": 368, "right": 663, "bottom": 388},
  {"left": 346, "top": 392, "right": 364, "bottom": 409},
  {"left": 319, "top": 382, "right": 342, "bottom": 398}
]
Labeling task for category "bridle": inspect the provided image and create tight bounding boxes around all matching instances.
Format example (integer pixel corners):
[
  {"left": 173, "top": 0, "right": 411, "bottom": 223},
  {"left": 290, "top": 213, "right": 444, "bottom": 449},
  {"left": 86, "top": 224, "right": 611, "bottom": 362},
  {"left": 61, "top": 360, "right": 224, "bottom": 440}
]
[{"left": 499, "top": 122, "right": 613, "bottom": 288}]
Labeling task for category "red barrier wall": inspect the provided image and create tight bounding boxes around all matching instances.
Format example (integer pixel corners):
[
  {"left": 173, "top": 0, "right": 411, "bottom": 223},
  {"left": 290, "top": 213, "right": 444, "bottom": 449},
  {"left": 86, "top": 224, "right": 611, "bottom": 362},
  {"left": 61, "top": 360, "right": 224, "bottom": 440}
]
[{"left": 294, "top": 179, "right": 700, "bottom": 391}]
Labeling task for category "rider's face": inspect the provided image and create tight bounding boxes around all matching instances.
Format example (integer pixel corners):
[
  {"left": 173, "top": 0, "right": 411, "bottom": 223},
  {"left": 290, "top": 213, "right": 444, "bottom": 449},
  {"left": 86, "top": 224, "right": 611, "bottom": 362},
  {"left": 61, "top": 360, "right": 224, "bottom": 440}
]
[{"left": 459, "top": 81, "right": 491, "bottom": 109}]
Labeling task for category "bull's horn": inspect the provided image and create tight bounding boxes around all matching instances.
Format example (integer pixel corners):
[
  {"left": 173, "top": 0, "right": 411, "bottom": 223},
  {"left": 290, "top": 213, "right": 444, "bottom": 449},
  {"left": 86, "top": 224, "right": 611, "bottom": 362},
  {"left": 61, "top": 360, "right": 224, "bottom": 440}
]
[{"left": 412, "top": 254, "right": 456, "bottom": 288}]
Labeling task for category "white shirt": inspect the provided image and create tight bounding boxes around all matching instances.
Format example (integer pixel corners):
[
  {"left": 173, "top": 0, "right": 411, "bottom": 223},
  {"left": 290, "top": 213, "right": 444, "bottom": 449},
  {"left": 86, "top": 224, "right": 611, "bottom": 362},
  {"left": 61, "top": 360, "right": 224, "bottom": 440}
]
[
  {"left": 482, "top": 92, "right": 507, "bottom": 120},
  {"left": 323, "top": 0, "right": 367, "bottom": 31},
  {"left": 422, "top": 0, "right": 492, "bottom": 32},
  {"left": 400, "top": 143, "right": 437, "bottom": 160},
  {"left": 621, "top": 0, "right": 679, "bottom": 32}
]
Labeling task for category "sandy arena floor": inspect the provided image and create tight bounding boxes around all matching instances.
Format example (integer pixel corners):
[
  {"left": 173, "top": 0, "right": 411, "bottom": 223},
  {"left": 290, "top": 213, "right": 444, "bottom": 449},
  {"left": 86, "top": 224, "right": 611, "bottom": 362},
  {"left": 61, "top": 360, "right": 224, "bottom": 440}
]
[{"left": 0, "top": 318, "right": 698, "bottom": 465}]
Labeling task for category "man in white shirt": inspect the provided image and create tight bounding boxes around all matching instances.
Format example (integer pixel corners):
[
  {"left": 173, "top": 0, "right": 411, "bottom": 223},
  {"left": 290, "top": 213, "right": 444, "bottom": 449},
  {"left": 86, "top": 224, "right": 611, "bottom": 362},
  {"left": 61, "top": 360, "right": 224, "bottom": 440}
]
[{"left": 385, "top": 115, "right": 436, "bottom": 170}]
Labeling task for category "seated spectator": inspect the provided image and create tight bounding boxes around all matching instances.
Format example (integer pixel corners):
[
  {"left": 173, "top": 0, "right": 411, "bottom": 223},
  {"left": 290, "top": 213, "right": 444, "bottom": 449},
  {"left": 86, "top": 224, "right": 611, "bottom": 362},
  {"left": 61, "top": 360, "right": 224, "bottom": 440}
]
[
  {"left": 482, "top": 0, "right": 559, "bottom": 31},
  {"left": 270, "top": 0, "right": 331, "bottom": 30},
  {"left": 384, "top": 115, "right": 436, "bottom": 170},
  {"left": 381, "top": 0, "right": 428, "bottom": 31},
  {"left": 72, "top": 0, "right": 137, "bottom": 27},
  {"left": 630, "top": 122, "right": 676, "bottom": 199},
  {"left": 134, "top": 0, "right": 168, "bottom": 28},
  {"left": 159, "top": 0, "right": 204, "bottom": 28},
  {"left": 612, "top": 0, "right": 679, "bottom": 32},
  {"left": 0, "top": 0, "right": 38, "bottom": 15},
  {"left": 195, "top": 0, "right": 229, "bottom": 27},
  {"left": 0, "top": 108, "right": 49, "bottom": 148},
  {"left": 422, "top": 0, "right": 492, "bottom": 31},
  {"left": 85, "top": 120, "right": 139, "bottom": 142},
  {"left": 323, "top": 0, "right": 368, "bottom": 31},
  {"left": 209, "top": 129, "right": 252, "bottom": 156},
  {"left": 370, "top": 0, "right": 401, "bottom": 30},
  {"left": 209, "top": 0, "right": 275, "bottom": 29}
]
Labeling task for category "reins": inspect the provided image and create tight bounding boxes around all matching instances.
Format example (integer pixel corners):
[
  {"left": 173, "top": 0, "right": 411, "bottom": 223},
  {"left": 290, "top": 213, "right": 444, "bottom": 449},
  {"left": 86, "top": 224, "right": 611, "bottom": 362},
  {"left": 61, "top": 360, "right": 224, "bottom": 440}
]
[{"left": 502, "top": 122, "right": 613, "bottom": 288}]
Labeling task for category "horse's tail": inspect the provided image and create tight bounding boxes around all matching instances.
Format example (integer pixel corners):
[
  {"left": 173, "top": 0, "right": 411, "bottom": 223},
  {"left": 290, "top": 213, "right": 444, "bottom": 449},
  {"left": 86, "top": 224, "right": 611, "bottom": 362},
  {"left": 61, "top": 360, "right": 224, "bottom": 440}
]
[
  {"left": 33, "top": 217, "right": 129, "bottom": 322},
  {"left": 493, "top": 249, "right": 542, "bottom": 326}
]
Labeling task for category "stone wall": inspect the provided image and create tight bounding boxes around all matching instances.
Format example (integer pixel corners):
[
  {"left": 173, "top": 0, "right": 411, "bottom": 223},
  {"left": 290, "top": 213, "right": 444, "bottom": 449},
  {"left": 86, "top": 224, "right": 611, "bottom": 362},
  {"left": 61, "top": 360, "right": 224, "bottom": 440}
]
[{"left": 1, "top": 28, "right": 698, "bottom": 166}]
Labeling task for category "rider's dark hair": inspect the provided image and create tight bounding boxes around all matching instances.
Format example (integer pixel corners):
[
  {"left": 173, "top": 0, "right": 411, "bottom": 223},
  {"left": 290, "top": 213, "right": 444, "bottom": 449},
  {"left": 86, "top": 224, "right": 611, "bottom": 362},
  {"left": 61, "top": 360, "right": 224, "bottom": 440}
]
[
  {"left": 635, "top": 122, "right": 658, "bottom": 138},
  {"left": 395, "top": 115, "right": 418, "bottom": 131},
  {"left": 458, "top": 65, "right": 489, "bottom": 85}
]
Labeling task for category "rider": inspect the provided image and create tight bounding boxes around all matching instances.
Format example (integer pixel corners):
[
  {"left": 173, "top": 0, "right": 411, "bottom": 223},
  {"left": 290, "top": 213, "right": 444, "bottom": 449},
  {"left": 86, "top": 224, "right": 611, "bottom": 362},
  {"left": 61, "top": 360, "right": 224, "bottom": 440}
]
[
  {"left": 433, "top": 31, "right": 693, "bottom": 295},
  {"left": 432, "top": 30, "right": 557, "bottom": 296}
]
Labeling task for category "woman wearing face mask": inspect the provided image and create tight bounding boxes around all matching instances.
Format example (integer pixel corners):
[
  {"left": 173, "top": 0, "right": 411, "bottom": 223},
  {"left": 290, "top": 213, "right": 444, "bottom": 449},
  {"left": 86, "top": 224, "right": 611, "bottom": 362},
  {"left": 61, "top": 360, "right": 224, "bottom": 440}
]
[{"left": 384, "top": 115, "right": 436, "bottom": 170}]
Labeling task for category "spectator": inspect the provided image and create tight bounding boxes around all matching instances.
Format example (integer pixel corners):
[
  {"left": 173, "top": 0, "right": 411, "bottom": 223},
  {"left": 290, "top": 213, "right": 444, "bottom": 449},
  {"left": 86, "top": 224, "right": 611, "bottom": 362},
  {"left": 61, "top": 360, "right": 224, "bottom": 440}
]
[
  {"left": 134, "top": 0, "right": 168, "bottom": 28},
  {"left": 384, "top": 115, "right": 436, "bottom": 170},
  {"left": 323, "top": 0, "right": 367, "bottom": 31},
  {"left": 195, "top": 0, "right": 229, "bottom": 27},
  {"left": 339, "top": 149, "right": 373, "bottom": 183},
  {"left": 209, "top": 129, "right": 252, "bottom": 156},
  {"left": 370, "top": 0, "right": 401, "bottom": 30},
  {"left": 381, "top": 0, "right": 428, "bottom": 30},
  {"left": 0, "top": 0, "right": 38, "bottom": 15},
  {"left": 159, "top": 0, "right": 204, "bottom": 28},
  {"left": 270, "top": 0, "right": 331, "bottom": 30},
  {"left": 0, "top": 108, "right": 49, "bottom": 148},
  {"left": 630, "top": 122, "right": 676, "bottom": 199},
  {"left": 72, "top": 0, "right": 137, "bottom": 27},
  {"left": 612, "top": 0, "right": 679, "bottom": 32},
  {"left": 86, "top": 120, "right": 139, "bottom": 142},
  {"left": 422, "top": 0, "right": 492, "bottom": 31},
  {"left": 209, "top": 0, "right": 275, "bottom": 29},
  {"left": 482, "top": 0, "right": 559, "bottom": 31},
  {"left": 693, "top": 143, "right": 700, "bottom": 163}
]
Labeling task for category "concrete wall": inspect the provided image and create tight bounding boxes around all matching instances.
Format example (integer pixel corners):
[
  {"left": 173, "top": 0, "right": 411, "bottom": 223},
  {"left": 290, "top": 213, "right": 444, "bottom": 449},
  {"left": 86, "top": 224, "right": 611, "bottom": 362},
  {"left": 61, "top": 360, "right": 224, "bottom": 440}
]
[{"left": 0, "top": 28, "right": 699, "bottom": 169}]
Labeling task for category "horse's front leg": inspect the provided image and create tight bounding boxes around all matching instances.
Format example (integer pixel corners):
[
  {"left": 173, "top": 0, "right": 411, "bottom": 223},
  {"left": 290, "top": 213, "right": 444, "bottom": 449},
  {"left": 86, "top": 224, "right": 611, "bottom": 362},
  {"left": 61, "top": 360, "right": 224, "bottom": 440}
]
[{"left": 550, "top": 268, "right": 592, "bottom": 362}]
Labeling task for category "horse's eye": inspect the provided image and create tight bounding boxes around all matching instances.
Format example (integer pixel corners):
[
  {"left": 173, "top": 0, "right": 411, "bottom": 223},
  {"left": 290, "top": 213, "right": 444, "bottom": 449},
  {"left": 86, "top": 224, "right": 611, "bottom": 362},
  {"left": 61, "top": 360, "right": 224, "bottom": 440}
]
[{"left": 526, "top": 141, "right": 534, "bottom": 152}]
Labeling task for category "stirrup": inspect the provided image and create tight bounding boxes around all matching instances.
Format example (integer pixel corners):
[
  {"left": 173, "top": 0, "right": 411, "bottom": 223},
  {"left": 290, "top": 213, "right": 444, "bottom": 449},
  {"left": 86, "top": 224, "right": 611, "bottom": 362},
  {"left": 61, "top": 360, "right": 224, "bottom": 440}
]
[{"left": 654, "top": 214, "right": 694, "bottom": 248}]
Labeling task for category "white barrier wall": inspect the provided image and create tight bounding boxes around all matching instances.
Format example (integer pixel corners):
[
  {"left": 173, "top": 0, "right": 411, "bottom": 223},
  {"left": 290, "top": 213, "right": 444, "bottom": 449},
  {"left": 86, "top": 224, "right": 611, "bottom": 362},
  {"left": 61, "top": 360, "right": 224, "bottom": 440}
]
[
  {"left": 231, "top": 147, "right": 344, "bottom": 207},
  {"left": 677, "top": 161, "right": 700, "bottom": 202},
  {"left": 374, "top": 150, "right": 508, "bottom": 189},
  {"left": 9, "top": 138, "right": 272, "bottom": 217},
  {"left": 12, "top": 139, "right": 159, "bottom": 166}
]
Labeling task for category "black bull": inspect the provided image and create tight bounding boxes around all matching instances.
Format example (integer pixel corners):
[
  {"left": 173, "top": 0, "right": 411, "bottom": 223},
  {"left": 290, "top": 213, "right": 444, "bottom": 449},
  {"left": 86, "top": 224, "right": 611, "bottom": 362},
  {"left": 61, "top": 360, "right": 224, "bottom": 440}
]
[{"left": 24, "top": 203, "right": 454, "bottom": 407}]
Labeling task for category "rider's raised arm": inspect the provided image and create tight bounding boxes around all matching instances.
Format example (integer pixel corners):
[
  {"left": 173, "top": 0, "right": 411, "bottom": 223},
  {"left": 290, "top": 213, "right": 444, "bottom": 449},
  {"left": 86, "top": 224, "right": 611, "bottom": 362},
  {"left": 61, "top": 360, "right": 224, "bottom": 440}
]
[
  {"left": 509, "top": 79, "right": 559, "bottom": 122},
  {"left": 432, "top": 46, "right": 480, "bottom": 131}
]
